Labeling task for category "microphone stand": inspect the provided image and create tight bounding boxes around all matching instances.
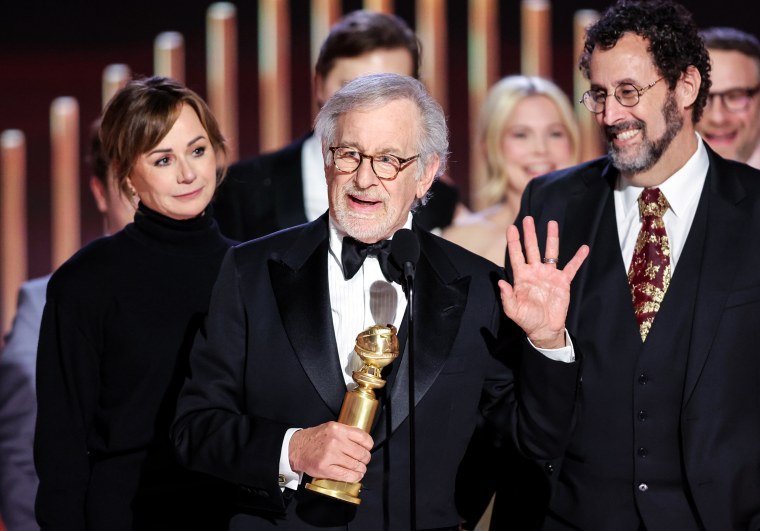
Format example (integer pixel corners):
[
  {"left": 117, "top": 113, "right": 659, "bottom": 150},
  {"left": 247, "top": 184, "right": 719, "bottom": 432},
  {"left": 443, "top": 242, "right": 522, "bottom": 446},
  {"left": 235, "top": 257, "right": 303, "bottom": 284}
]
[
  {"left": 391, "top": 228, "right": 419, "bottom": 530},
  {"left": 403, "top": 265, "right": 416, "bottom": 531}
]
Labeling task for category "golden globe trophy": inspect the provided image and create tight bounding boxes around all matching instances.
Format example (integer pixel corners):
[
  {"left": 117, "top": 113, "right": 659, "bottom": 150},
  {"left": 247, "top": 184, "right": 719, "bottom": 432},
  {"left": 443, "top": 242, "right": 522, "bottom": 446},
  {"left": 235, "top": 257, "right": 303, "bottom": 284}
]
[{"left": 305, "top": 324, "right": 399, "bottom": 504}]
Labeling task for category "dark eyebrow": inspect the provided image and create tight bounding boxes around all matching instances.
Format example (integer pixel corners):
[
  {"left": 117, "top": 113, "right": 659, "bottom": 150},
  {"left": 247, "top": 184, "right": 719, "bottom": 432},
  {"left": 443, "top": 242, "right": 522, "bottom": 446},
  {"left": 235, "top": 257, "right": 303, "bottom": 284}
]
[
  {"left": 146, "top": 135, "right": 206, "bottom": 157},
  {"left": 589, "top": 78, "right": 640, "bottom": 91},
  {"left": 187, "top": 135, "right": 206, "bottom": 146}
]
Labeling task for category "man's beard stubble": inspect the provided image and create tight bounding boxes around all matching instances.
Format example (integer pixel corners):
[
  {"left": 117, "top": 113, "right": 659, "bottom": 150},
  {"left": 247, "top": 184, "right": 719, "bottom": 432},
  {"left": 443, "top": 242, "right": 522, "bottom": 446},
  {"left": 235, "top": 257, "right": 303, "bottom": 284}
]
[
  {"left": 607, "top": 93, "right": 683, "bottom": 175},
  {"left": 332, "top": 182, "right": 398, "bottom": 243}
]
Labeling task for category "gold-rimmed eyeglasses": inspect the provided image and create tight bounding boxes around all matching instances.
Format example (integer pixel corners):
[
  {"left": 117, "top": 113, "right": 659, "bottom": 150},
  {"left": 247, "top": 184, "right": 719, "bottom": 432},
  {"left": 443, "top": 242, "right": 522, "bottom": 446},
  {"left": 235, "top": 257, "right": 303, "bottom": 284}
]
[
  {"left": 329, "top": 146, "right": 420, "bottom": 181},
  {"left": 580, "top": 77, "right": 665, "bottom": 114}
]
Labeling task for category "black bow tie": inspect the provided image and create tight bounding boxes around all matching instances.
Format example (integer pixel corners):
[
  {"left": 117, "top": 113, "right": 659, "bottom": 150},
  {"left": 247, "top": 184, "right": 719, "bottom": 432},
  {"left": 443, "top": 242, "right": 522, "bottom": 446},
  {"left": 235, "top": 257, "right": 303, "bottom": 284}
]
[{"left": 341, "top": 236, "right": 401, "bottom": 283}]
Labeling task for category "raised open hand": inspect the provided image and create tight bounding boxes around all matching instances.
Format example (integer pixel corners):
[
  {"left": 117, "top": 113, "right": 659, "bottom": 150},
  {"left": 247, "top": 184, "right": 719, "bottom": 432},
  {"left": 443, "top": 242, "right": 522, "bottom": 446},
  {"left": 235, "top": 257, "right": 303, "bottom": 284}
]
[{"left": 499, "top": 216, "right": 589, "bottom": 349}]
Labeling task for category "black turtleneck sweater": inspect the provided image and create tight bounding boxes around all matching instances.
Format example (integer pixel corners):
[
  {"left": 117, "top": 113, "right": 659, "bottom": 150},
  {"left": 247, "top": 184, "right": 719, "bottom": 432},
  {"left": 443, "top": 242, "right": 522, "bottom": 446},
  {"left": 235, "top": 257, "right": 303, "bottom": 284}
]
[{"left": 35, "top": 204, "right": 235, "bottom": 530}]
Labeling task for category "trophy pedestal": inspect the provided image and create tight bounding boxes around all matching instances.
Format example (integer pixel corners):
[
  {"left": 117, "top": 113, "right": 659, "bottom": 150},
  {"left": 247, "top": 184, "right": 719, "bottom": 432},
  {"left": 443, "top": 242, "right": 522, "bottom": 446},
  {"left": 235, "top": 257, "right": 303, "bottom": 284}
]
[{"left": 305, "top": 478, "right": 362, "bottom": 505}]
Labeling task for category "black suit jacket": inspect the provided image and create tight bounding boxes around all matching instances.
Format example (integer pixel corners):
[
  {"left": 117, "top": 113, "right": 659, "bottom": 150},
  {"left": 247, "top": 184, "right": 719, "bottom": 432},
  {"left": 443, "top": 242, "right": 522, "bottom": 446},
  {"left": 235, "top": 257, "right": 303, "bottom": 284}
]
[
  {"left": 515, "top": 146, "right": 760, "bottom": 530},
  {"left": 212, "top": 134, "right": 460, "bottom": 242},
  {"left": 171, "top": 214, "right": 580, "bottom": 530}
]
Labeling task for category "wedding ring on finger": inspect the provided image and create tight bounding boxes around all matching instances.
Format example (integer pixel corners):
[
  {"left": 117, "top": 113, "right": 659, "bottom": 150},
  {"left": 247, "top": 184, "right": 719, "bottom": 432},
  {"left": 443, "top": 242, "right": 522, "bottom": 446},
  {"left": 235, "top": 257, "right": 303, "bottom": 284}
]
[{"left": 542, "top": 257, "right": 558, "bottom": 265}]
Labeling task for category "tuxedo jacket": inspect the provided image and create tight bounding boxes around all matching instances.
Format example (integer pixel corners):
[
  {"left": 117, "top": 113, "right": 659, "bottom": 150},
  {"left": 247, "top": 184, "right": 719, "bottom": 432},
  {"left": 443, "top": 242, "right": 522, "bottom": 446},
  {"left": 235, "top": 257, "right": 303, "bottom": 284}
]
[
  {"left": 172, "top": 214, "right": 580, "bottom": 530},
  {"left": 211, "top": 134, "right": 460, "bottom": 242},
  {"left": 0, "top": 276, "right": 48, "bottom": 531},
  {"left": 516, "top": 146, "right": 760, "bottom": 530}
]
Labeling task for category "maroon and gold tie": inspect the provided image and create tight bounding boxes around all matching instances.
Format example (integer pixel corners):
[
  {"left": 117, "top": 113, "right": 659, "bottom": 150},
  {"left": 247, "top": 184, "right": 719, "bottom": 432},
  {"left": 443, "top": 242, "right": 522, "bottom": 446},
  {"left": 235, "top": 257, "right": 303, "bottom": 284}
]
[{"left": 628, "top": 187, "right": 671, "bottom": 341}]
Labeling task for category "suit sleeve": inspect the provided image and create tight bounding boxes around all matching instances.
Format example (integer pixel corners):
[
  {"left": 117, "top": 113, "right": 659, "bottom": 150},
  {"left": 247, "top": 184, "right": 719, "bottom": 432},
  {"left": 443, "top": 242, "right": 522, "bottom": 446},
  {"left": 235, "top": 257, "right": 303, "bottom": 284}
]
[
  {"left": 492, "top": 179, "right": 581, "bottom": 459},
  {"left": 171, "top": 250, "right": 291, "bottom": 514},
  {"left": 0, "top": 281, "right": 45, "bottom": 531},
  {"left": 479, "top": 271, "right": 580, "bottom": 461},
  {"left": 34, "top": 286, "right": 100, "bottom": 530}
]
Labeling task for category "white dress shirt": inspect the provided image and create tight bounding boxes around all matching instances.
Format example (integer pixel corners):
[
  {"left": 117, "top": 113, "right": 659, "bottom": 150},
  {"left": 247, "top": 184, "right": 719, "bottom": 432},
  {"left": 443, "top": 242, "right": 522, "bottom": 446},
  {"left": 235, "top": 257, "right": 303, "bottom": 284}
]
[
  {"left": 326, "top": 217, "right": 409, "bottom": 386},
  {"left": 278, "top": 210, "right": 577, "bottom": 488},
  {"left": 302, "top": 134, "right": 329, "bottom": 222},
  {"left": 615, "top": 134, "right": 709, "bottom": 272},
  {"left": 279, "top": 215, "right": 410, "bottom": 490}
]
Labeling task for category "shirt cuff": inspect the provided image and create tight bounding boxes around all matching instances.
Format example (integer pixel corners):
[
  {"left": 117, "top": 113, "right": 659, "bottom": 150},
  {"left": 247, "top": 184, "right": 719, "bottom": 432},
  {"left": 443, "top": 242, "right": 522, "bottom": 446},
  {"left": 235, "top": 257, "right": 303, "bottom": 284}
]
[
  {"left": 279, "top": 428, "right": 303, "bottom": 491},
  {"left": 528, "top": 329, "right": 575, "bottom": 363}
]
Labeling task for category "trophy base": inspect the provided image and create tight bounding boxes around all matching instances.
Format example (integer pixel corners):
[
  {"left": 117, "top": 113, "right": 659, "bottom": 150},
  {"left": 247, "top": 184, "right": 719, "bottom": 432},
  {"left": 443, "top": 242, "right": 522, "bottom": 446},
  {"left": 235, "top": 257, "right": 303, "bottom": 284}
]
[{"left": 305, "top": 478, "right": 362, "bottom": 505}]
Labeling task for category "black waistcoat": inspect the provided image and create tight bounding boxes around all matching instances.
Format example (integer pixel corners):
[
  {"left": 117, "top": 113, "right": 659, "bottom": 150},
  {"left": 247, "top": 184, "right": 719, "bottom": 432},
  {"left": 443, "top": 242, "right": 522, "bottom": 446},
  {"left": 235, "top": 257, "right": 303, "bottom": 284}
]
[{"left": 550, "top": 190, "right": 708, "bottom": 530}]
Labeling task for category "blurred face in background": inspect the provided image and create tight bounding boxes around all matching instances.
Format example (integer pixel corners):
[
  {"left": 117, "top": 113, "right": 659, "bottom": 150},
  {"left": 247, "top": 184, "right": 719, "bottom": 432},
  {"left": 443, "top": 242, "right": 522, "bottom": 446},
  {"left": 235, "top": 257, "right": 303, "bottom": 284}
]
[
  {"left": 314, "top": 48, "right": 415, "bottom": 107},
  {"left": 127, "top": 104, "right": 217, "bottom": 220},
  {"left": 500, "top": 94, "right": 574, "bottom": 197},
  {"left": 697, "top": 49, "right": 760, "bottom": 162},
  {"left": 89, "top": 170, "right": 138, "bottom": 235}
]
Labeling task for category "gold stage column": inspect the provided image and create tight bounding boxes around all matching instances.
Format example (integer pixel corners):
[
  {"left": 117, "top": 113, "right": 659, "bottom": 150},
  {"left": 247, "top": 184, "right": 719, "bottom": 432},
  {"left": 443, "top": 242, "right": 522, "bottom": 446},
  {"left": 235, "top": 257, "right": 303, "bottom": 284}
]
[
  {"left": 0, "top": 130, "right": 27, "bottom": 336},
  {"left": 50, "top": 97, "right": 80, "bottom": 270},
  {"left": 258, "top": 0, "right": 290, "bottom": 154},
  {"left": 468, "top": 0, "right": 499, "bottom": 211},
  {"left": 417, "top": 0, "right": 448, "bottom": 113},
  {"left": 102, "top": 64, "right": 131, "bottom": 109},
  {"left": 363, "top": 0, "right": 392, "bottom": 13},
  {"left": 574, "top": 9, "right": 604, "bottom": 162},
  {"left": 154, "top": 31, "right": 186, "bottom": 83},
  {"left": 521, "top": 0, "right": 552, "bottom": 78},
  {"left": 310, "top": 0, "right": 341, "bottom": 115},
  {"left": 207, "top": 2, "right": 239, "bottom": 162}
]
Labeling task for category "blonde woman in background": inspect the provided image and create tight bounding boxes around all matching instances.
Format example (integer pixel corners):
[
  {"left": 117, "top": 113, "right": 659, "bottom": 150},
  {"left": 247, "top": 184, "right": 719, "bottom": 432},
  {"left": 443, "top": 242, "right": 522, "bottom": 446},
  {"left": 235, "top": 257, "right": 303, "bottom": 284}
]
[{"left": 443, "top": 75, "right": 580, "bottom": 266}]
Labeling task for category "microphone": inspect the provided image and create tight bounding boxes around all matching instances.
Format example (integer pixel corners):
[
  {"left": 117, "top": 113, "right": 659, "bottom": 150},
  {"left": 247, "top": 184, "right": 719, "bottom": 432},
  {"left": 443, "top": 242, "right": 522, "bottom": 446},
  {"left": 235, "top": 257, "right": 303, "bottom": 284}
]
[
  {"left": 390, "top": 228, "right": 420, "bottom": 529},
  {"left": 391, "top": 228, "right": 420, "bottom": 296}
]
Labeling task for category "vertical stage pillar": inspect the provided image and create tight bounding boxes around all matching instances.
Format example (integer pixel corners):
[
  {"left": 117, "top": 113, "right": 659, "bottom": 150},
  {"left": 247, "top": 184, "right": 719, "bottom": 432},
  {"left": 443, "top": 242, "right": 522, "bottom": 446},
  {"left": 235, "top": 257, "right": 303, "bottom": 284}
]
[
  {"left": 417, "top": 0, "right": 448, "bottom": 113},
  {"left": 50, "top": 97, "right": 80, "bottom": 270},
  {"left": 468, "top": 0, "right": 499, "bottom": 211},
  {"left": 154, "top": 31, "right": 186, "bottom": 83},
  {"left": 310, "top": 0, "right": 341, "bottom": 116},
  {"left": 208, "top": 2, "right": 239, "bottom": 162},
  {"left": 521, "top": 0, "right": 552, "bottom": 78},
  {"left": 0, "top": 130, "right": 27, "bottom": 336},
  {"left": 363, "top": 0, "right": 393, "bottom": 13},
  {"left": 257, "top": 0, "right": 290, "bottom": 154},
  {"left": 574, "top": 9, "right": 604, "bottom": 162},
  {"left": 102, "top": 64, "right": 131, "bottom": 109}
]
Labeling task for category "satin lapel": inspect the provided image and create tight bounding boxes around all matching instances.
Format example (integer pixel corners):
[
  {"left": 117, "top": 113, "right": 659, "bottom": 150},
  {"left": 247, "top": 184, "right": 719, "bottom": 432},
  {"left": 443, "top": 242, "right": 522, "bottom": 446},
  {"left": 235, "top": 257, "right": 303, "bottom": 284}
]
[
  {"left": 373, "top": 230, "right": 469, "bottom": 446},
  {"left": 274, "top": 135, "right": 310, "bottom": 230},
  {"left": 559, "top": 163, "right": 617, "bottom": 333},
  {"left": 684, "top": 158, "right": 747, "bottom": 404},
  {"left": 268, "top": 216, "right": 345, "bottom": 416}
]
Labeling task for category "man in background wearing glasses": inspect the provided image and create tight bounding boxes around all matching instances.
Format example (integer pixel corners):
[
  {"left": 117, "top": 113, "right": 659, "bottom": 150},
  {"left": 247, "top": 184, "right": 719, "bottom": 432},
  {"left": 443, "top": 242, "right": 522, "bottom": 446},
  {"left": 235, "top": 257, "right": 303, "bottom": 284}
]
[
  {"left": 696, "top": 27, "right": 760, "bottom": 169},
  {"left": 510, "top": 0, "right": 760, "bottom": 529}
]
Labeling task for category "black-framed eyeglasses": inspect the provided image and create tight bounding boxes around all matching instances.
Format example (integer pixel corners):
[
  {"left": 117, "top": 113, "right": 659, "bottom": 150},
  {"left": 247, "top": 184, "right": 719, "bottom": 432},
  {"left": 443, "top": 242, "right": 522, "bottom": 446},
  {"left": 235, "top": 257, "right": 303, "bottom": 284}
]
[
  {"left": 705, "top": 86, "right": 760, "bottom": 112},
  {"left": 580, "top": 77, "right": 665, "bottom": 114},
  {"left": 329, "top": 146, "right": 420, "bottom": 181}
]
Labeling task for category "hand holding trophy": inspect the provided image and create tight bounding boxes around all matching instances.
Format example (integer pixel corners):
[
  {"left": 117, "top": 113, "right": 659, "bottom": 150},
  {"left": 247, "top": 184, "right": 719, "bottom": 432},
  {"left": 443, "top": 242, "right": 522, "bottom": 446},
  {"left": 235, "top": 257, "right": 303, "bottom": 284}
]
[{"left": 305, "top": 324, "right": 399, "bottom": 504}]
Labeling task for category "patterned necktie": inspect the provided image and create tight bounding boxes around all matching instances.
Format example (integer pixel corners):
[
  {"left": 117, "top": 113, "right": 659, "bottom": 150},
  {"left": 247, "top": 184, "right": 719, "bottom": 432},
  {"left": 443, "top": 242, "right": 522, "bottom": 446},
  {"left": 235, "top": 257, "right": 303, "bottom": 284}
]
[
  {"left": 628, "top": 187, "right": 671, "bottom": 342},
  {"left": 341, "top": 236, "right": 401, "bottom": 283}
]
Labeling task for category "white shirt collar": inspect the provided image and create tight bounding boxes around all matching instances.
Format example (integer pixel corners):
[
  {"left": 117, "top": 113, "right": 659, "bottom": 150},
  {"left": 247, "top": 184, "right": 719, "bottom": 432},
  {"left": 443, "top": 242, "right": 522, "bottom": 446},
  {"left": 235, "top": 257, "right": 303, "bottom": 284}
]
[
  {"left": 617, "top": 133, "right": 709, "bottom": 218},
  {"left": 302, "top": 134, "right": 329, "bottom": 222},
  {"left": 328, "top": 213, "right": 414, "bottom": 274}
]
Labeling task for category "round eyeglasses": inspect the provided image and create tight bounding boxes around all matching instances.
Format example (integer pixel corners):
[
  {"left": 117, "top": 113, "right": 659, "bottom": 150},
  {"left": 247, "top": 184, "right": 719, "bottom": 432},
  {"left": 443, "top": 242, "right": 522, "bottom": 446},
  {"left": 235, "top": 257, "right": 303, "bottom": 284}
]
[
  {"left": 329, "top": 146, "right": 420, "bottom": 181},
  {"left": 580, "top": 77, "right": 665, "bottom": 114},
  {"left": 705, "top": 86, "right": 760, "bottom": 113}
]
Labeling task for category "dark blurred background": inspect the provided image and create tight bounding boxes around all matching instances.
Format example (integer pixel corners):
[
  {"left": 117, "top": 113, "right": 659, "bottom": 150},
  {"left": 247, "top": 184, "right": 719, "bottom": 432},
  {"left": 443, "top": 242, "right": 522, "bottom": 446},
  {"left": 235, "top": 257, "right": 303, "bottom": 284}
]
[{"left": 0, "top": 0, "right": 753, "bottom": 279}]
